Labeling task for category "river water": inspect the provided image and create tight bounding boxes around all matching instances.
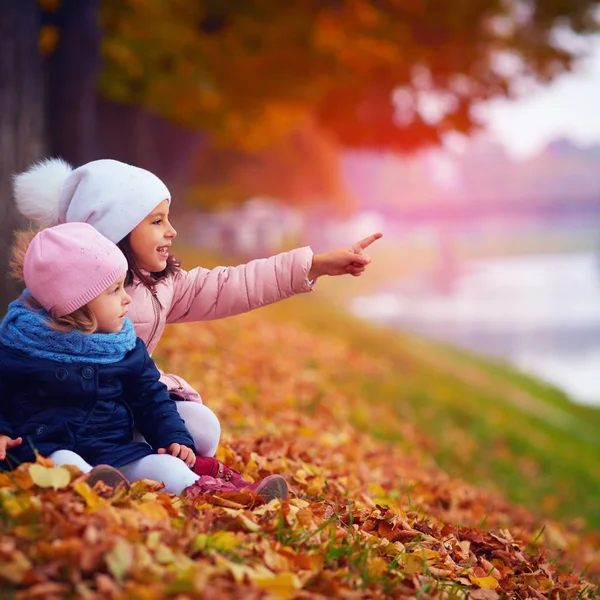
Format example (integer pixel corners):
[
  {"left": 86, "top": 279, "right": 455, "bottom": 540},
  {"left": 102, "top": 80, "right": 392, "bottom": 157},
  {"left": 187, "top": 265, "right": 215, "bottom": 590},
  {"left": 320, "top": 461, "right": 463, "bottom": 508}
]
[{"left": 351, "top": 252, "right": 600, "bottom": 405}]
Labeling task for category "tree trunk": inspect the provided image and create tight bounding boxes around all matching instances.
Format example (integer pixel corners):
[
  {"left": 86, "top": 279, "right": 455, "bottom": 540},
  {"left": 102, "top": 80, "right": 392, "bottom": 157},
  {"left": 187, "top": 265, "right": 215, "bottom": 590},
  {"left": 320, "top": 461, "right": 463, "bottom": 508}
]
[
  {"left": 45, "top": 0, "right": 101, "bottom": 166},
  {"left": 0, "top": 1, "right": 45, "bottom": 316}
]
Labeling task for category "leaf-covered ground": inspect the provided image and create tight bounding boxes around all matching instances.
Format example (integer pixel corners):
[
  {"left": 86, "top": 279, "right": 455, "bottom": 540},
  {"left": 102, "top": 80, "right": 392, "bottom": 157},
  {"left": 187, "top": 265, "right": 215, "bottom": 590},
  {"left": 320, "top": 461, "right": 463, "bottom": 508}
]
[{"left": 1, "top": 297, "right": 599, "bottom": 599}]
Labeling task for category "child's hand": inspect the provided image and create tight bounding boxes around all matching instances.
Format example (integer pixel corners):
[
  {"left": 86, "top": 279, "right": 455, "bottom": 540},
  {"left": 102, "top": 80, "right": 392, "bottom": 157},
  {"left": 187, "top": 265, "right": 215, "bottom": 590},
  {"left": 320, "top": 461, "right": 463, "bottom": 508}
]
[
  {"left": 158, "top": 443, "right": 196, "bottom": 467},
  {"left": 309, "top": 232, "right": 383, "bottom": 279},
  {"left": 0, "top": 435, "right": 22, "bottom": 460}
]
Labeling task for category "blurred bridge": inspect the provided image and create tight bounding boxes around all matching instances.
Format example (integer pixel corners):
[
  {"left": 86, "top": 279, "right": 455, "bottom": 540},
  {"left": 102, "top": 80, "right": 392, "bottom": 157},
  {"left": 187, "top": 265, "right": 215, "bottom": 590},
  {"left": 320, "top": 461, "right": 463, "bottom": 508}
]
[
  {"left": 378, "top": 195, "right": 600, "bottom": 294},
  {"left": 376, "top": 196, "right": 600, "bottom": 224}
]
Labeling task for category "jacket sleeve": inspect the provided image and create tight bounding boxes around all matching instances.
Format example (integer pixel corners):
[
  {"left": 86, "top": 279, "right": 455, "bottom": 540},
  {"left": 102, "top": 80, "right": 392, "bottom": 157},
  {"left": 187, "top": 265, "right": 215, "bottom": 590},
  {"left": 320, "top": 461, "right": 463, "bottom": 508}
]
[
  {"left": 124, "top": 341, "right": 195, "bottom": 451},
  {"left": 166, "top": 246, "right": 315, "bottom": 324}
]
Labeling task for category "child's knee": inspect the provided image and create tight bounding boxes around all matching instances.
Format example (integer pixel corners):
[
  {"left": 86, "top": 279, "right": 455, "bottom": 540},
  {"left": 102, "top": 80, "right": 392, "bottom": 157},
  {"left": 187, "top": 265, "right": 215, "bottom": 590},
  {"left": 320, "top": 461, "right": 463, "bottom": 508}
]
[
  {"left": 49, "top": 449, "right": 92, "bottom": 473},
  {"left": 123, "top": 453, "right": 197, "bottom": 494},
  {"left": 175, "top": 402, "right": 221, "bottom": 457}
]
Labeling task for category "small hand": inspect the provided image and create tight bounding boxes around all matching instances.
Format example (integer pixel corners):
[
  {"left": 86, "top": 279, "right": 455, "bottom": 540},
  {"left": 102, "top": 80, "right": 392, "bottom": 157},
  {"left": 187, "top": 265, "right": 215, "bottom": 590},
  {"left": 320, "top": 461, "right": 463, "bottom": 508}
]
[
  {"left": 0, "top": 435, "right": 22, "bottom": 461},
  {"left": 158, "top": 443, "right": 196, "bottom": 467},
  {"left": 309, "top": 232, "right": 383, "bottom": 279}
]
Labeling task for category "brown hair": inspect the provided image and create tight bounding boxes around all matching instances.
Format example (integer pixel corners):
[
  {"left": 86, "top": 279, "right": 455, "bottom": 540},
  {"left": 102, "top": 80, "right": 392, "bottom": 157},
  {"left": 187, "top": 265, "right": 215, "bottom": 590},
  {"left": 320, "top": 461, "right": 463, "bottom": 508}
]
[
  {"left": 10, "top": 229, "right": 99, "bottom": 334},
  {"left": 117, "top": 233, "right": 181, "bottom": 289},
  {"left": 9, "top": 229, "right": 35, "bottom": 283}
]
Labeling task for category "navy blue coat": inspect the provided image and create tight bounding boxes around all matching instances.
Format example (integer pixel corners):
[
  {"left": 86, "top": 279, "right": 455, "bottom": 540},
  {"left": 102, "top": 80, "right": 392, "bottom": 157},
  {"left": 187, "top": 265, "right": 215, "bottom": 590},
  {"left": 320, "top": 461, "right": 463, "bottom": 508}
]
[{"left": 0, "top": 338, "right": 195, "bottom": 470}]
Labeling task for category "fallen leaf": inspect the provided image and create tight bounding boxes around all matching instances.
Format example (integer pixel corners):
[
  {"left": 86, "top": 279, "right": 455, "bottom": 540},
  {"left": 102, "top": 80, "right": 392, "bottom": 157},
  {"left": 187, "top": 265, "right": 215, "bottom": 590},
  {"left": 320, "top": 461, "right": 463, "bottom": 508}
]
[
  {"left": 105, "top": 539, "right": 134, "bottom": 582},
  {"left": 468, "top": 574, "right": 499, "bottom": 589},
  {"left": 253, "top": 572, "right": 301, "bottom": 599},
  {"left": 28, "top": 464, "right": 71, "bottom": 490}
]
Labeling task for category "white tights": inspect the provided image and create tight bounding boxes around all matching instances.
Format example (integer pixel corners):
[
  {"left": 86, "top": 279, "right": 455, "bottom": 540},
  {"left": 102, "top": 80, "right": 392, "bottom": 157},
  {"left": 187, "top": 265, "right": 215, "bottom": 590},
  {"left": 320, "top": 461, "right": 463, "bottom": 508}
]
[
  {"left": 49, "top": 449, "right": 199, "bottom": 495},
  {"left": 132, "top": 402, "right": 221, "bottom": 458},
  {"left": 174, "top": 402, "right": 221, "bottom": 457}
]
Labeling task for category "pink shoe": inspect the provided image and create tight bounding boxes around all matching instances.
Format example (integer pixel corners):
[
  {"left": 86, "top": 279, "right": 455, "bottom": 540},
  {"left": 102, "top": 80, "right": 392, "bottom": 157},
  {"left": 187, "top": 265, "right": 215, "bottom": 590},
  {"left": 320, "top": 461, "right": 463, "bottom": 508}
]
[{"left": 193, "top": 457, "right": 288, "bottom": 502}]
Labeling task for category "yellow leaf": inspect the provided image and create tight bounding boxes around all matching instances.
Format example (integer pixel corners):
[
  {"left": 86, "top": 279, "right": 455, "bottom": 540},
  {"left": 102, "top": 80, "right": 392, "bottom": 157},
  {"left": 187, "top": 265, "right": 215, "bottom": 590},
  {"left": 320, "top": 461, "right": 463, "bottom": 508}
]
[
  {"left": 28, "top": 464, "right": 71, "bottom": 490},
  {"left": 105, "top": 539, "right": 134, "bottom": 582},
  {"left": 195, "top": 532, "right": 242, "bottom": 553},
  {"left": 403, "top": 553, "right": 425, "bottom": 574},
  {"left": 367, "top": 557, "right": 388, "bottom": 577},
  {"left": 253, "top": 572, "right": 301, "bottom": 600},
  {"left": 1, "top": 494, "right": 27, "bottom": 518},
  {"left": 215, "top": 556, "right": 273, "bottom": 584},
  {"left": 73, "top": 481, "right": 104, "bottom": 510},
  {"left": 137, "top": 500, "right": 170, "bottom": 522},
  {"left": 215, "top": 446, "right": 236, "bottom": 464},
  {"left": 403, "top": 548, "right": 440, "bottom": 574},
  {"left": 419, "top": 548, "right": 440, "bottom": 561},
  {"left": 297, "top": 426, "right": 315, "bottom": 438},
  {"left": 468, "top": 574, "right": 499, "bottom": 589},
  {"left": 306, "top": 476, "right": 326, "bottom": 496},
  {"left": 146, "top": 531, "right": 161, "bottom": 549},
  {"left": 154, "top": 543, "right": 176, "bottom": 564},
  {"left": 223, "top": 508, "right": 261, "bottom": 532},
  {"left": 368, "top": 483, "right": 387, "bottom": 496}
]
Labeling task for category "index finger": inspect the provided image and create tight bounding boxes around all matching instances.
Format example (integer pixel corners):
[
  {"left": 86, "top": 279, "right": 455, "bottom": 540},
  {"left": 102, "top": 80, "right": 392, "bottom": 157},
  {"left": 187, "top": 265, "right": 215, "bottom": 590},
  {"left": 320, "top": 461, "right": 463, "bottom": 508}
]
[{"left": 354, "top": 232, "right": 382, "bottom": 251}]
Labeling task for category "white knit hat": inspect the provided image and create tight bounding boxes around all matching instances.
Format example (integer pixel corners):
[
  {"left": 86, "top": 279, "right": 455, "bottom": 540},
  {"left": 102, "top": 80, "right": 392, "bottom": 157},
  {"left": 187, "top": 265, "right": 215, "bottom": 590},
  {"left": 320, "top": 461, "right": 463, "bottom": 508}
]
[{"left": 13, "top": 158, "right": 171, "bottom": 244}]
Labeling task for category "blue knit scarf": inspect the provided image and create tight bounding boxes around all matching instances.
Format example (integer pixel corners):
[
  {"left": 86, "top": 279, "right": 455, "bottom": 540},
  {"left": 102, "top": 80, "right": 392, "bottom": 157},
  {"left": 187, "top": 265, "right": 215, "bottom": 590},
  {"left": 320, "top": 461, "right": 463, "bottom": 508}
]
[{"left": 0, "top": 292, "right": 137, "bottom": 364}]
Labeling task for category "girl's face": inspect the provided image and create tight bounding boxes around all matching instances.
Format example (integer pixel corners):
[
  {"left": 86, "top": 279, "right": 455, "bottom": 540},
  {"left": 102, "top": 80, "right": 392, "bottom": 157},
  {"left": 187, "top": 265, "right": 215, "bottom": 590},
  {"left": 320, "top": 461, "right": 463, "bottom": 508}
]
[
  {"left": 128, "top": 199, "right": 177, "bottom": 272},
  {"left": 87, "top": 274, "right": 131, "bottom": 333}
]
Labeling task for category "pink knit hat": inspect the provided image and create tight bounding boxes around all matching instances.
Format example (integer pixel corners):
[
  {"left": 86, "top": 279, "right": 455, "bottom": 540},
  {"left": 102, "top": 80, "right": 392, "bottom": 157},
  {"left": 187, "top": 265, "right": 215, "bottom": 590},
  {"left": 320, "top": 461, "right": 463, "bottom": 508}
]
[{"left": 23, "top": 223, "right": 127, "bottom": 317}]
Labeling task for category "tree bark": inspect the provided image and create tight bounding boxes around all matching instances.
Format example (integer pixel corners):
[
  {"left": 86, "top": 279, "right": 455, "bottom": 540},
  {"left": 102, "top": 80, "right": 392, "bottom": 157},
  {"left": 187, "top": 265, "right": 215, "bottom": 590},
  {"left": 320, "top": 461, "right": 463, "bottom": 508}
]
[
  {"left": 45, "top": 0, "right": 101, "bottom": 166},
  {"left": 0, "top": 1, "right": 45, "bottom": 316}
]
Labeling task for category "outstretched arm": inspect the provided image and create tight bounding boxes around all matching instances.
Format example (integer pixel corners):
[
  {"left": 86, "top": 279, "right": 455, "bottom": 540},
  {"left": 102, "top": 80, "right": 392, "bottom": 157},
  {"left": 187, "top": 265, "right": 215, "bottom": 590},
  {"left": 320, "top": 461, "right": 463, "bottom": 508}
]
[
  {"left": 166, "top": 234, "right": 383, "bottom": 325},
  {"left": 166, "top": 246, "right": 315, "bottom": 324}
]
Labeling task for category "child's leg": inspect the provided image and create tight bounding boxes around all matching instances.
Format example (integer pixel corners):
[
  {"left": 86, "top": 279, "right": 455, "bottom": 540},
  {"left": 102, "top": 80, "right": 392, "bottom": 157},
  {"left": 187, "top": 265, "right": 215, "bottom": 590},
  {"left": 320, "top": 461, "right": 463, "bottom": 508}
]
[
  {"left": 49, "top": 449, "right": 93, "bottom": 473},
  {"left": 50, "top": 450, "right": 129, "bottom": 494},
  {"left": 173, "top": 402, "right": 221, "bottom": 457},
  {"left": 119, "top": 454, "right": 198, "bottom": 494},
  {"left": 133, "top": 403, "right": 220, "bottom": 457}
]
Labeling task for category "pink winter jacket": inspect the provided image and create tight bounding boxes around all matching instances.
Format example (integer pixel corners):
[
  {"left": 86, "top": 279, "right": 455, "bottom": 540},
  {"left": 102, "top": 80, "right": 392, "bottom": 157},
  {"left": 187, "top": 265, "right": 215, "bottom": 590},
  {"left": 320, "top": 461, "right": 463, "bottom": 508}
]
[{"left": 126, "top": 247, "right": 315, "bottom": 402}]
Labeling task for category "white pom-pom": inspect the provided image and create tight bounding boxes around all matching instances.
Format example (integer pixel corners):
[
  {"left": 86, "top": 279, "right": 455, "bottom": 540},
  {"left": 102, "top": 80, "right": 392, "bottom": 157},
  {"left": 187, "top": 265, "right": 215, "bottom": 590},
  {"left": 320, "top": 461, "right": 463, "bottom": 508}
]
[{"left": 13, "top": 158, "right": 73, "bottom": 227}]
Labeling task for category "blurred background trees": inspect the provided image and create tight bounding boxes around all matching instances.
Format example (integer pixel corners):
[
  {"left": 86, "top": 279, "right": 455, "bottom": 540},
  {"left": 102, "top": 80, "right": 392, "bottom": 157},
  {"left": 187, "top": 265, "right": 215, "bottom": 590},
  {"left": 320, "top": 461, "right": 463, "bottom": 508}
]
[{"left": 1, "top": 0, "right": 599, "bottom": 312}]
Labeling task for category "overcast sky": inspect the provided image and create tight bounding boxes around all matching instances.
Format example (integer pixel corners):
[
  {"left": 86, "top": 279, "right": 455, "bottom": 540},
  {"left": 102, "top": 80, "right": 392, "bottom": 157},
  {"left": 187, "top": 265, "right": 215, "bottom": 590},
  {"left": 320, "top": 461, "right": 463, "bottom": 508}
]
[{"left": 479, "top": 37, "right": 600, "bottom": 159}]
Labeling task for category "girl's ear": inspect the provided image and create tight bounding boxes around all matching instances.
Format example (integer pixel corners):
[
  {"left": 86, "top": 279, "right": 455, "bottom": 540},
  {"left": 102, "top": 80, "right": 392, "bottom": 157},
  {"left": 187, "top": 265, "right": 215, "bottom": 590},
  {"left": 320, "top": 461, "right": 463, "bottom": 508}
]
[{"left": 13, "top": 158, "right": 72, "bottom": 228}]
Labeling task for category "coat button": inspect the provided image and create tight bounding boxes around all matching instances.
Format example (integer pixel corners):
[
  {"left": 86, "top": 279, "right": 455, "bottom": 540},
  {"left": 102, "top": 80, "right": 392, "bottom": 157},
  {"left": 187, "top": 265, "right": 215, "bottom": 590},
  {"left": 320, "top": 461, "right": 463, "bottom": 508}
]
[
  {"left": 36, "top": 425, "right": 47, "bottom": 435},
  {"left": 55, "top": 368, "right": 68, "bottom": 381},
  {"left": 81, "top": 366, "right": 94, "bottom": 380}
]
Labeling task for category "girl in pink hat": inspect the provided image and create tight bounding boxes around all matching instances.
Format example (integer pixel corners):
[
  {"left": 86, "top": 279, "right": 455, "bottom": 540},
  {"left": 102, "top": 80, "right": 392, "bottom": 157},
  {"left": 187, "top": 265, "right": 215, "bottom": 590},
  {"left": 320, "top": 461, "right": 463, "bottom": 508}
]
[
  {"left": 0, "top": 222, "right": 199, "bottom": 494},
  {"left": 0, "top": 222, "right": 288, "bottom": 500},
  {"left": 12, "top": 158, "right": 381, "bottom": 488}
]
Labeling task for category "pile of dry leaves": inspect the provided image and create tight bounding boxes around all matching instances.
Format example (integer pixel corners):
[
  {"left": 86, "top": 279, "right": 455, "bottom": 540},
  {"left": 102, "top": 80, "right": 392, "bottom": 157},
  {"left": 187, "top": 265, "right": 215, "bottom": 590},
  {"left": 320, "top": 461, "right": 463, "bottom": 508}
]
[{"left": 1, "top": 315, "right": 598, "bottom": 599}]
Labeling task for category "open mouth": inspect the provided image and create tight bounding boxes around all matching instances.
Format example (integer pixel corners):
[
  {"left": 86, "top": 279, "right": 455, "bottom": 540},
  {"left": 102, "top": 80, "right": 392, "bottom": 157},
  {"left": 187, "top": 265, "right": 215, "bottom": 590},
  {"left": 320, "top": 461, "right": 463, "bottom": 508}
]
[{"left": 157, "top": 245, "right": 170, "bottom": 259}]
